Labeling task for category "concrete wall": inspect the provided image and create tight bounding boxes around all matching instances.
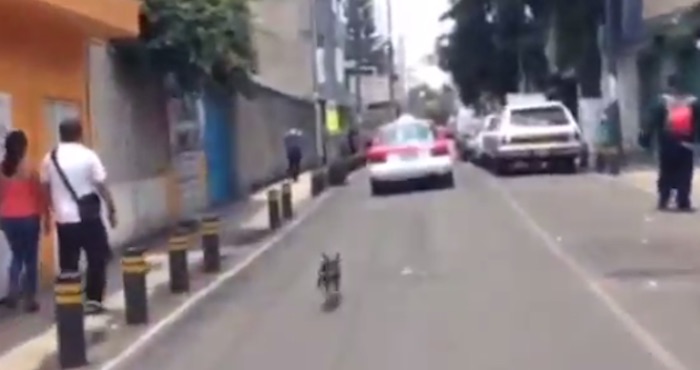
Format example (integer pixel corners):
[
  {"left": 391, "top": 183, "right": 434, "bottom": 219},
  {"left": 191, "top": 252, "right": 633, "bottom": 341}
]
[
  {"left": 250, "top": 0, "right": 314, "bottom": 98},
  {"left": 644, "top": 0, "right": 697, "bottom": 20},
  {"left": 616, "top": 53, "right": 642, "bottom": 152},
  {"left": 87, "top": 42, "right": 173, "bottom": 247},
  {"left": 234, "top": 82, "right": 317, "bottom": 192}
]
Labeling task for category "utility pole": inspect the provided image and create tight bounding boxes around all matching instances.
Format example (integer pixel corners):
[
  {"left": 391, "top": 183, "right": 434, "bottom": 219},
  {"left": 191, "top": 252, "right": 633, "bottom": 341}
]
[
  {"left": 350, "top": 0, "right": 364, "bottom": 127},
  {"left": 309, "top": 0, "right": 326, "bottom": 163},
  {"left": 354, "top": 33, "right": 363, "bottom": 125},
  {"left": 386, "top": 0, "right": 395, "bottom": 116}
]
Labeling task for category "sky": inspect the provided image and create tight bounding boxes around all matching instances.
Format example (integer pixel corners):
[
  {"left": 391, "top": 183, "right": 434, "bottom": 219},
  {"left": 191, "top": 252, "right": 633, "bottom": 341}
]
[
  {"left": 373, "top": 0, "right": 452, "bottom": 88},
  {"left": 374, "top": 0, "right": 450, "bottom": 66}
]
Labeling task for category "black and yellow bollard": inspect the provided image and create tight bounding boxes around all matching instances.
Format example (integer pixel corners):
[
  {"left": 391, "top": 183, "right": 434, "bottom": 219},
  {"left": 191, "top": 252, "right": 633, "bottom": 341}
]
[
  {"left": 281, "top": 182, "right": 293, "bottom": 220},
  {"left": 267, "top": 189, "right": 281, "bottom": 229},
  {"left": 55, "top": 271, "right": 87, "bottom": 368},
  {"left": 200, "top": 215, "right": 221, "bottom": 273},
  {"left": 311, "top": 171, "right": 322, "bottom": 197},
  {"left": 169, "top": 228, "right": 190, "bottom": 294},
  {"left": 122, "top": 248, "right": 149, "bottom": 325}
]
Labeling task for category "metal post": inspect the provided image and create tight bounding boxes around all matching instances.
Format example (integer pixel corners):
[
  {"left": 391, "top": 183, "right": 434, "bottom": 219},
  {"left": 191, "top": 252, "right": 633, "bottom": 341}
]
[
  {"left": 200, "top": 215, "right": 221, "bottom": 273},
  {"left": 267, "top": 189, "right": 281, "bottom": 229},
  {"left": 168, "top": 228, "right": 190, "bottom": 294},
  {"left": 122, "top": 248, "right": 149, "bottom": 325},
  {"left": 386, "top": 0, "right": 395, "bottom": 112},
  {"left": 55, "top": 271, "right": 87, "bottom": 368},
  {"left": 350, "top": 0, "right": 364, "bottom": 125},
  {"left": 281, "top": 182, "right": 294, "bottom": 220},
  {"left": 309, "top": 0, "right": 326, "bottom": 164},
  {"left": 311, "top": 171, "right": 322, "bottom": 197}
]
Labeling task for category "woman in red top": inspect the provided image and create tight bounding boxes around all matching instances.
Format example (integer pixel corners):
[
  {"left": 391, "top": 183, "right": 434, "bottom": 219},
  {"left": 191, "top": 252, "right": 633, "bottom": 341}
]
[{"left": 0, "top": 131, "right": 49, "bottom": 312}]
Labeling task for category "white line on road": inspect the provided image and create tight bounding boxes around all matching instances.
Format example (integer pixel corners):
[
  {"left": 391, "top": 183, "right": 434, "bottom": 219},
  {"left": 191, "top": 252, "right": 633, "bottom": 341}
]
[
  {"left": 487, "top": 174, "right": 689, "bottom": 370},
  {"left": 99, "top": 189, "right": 333, "bottom": 370}
]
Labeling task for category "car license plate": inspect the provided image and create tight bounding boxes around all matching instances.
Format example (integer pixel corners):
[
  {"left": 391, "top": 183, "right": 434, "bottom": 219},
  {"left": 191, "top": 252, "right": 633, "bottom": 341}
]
[
  {"left": 534, "top": 149, "right": 549, "bottom": 157},
  {"left": 401, "top": 152, "right": 419, "bottom": 161}
]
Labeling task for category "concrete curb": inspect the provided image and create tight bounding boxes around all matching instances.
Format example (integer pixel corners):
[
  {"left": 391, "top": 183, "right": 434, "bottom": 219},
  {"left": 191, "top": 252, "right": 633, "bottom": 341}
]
[{"left": 0, "top": 175, "right": 316, "bottom": 370}]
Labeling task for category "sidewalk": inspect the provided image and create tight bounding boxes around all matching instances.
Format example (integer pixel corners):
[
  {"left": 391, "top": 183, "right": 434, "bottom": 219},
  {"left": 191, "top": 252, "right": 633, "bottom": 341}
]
[
  {"left": 0, "top": 173, "right": 314, "bottom": 370},
  {"left": 616, "top": 167, "right": 700, "bottom": 202}
]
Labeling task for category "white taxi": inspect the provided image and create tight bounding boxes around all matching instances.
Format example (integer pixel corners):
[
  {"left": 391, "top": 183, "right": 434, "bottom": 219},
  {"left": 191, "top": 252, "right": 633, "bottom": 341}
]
[
  {"left": 481, "top": 101, "right": 585, "bottom": 174},
  {"left": 367, "top": 118, "right": 455, "bottom": 195}
]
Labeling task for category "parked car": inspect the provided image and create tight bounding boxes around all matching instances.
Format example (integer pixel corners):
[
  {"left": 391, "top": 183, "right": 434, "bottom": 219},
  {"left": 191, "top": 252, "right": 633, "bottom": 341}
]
[
  {"left": 459, "top": 114, "right": 493, "bottom": 163},
  {"left": 367, "top": 118, "right": 455, "bottom": 195},
  {"left": 480, "top": 101, "right": 585, "bottom": 174}
]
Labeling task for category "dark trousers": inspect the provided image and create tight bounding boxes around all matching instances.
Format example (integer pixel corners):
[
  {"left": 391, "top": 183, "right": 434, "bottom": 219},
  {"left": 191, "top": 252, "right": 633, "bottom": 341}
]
[
  {"left": 287, "top": 147, "right": 302, "bottom": 182},
  {"left": 1, "top": 216, "right": 40, "bottom": 298},
  {"left": 658, "top": 144, "right": 695, "bottom": 208},
  {"left": 57, "top": 218, "right": 110, "bottom": 303}
]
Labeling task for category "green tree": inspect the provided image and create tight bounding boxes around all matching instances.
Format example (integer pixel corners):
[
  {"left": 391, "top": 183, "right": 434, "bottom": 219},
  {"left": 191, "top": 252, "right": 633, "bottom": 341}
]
[
  {"left": 346, "top": 0, "right": 388, "bottom": 72},
  {"left": 441, "top": 0, "right": 604, "bottom": 103},
  {"left": 139, "top": 0, "right": 256, "bottom": 94}
]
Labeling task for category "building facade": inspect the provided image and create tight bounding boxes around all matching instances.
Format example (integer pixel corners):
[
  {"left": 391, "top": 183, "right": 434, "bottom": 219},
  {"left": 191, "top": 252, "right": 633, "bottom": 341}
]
[
  {"left": 250, "top": 0, "right": 316, "bottom": 98},
  {"left": 0, "top": 0, "right": 140, "bottom": 283},
  {"left": 609, "top": 0, "right": 700, "bottom": 160}
]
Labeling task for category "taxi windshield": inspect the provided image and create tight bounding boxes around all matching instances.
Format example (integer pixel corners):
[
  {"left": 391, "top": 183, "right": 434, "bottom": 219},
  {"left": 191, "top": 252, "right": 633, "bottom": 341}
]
[
  {"left": 380, "top": 123, "right": 434, "bottom": 145},
  {"left": 511, "top": 106, "right": 570, "bottom": 126}
]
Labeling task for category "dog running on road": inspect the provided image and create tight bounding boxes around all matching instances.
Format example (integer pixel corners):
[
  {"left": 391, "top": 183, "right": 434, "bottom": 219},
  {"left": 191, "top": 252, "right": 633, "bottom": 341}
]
[{"left": 317, "top": 253, "right": 341, "bottom": 296}]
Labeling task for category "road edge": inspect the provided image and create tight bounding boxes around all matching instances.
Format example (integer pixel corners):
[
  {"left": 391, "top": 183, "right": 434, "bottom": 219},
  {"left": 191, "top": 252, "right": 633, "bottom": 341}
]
[
  {"left": 98, "top": 188, "right": 335, "bottom": 370},
  {"left": 484, "top": 168, "right": 688, "bottom": 370}
]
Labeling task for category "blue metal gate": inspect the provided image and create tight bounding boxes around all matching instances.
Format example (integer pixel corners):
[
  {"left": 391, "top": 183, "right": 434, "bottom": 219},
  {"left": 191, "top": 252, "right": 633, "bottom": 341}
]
[{"left": 203, "top": 89, "right": 236, "bottom": 205}]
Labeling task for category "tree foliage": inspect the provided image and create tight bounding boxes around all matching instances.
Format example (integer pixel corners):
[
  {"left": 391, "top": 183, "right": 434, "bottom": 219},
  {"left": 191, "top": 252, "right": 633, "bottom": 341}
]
[
  {"left": 345, "top": 0, "right": 388, "bottom": 72},
  {"left": 441, "top": 0, "right": 604, "bottom": 105},
  {"left": 140, "top": 0, "right": 256, "bottom": 94}
]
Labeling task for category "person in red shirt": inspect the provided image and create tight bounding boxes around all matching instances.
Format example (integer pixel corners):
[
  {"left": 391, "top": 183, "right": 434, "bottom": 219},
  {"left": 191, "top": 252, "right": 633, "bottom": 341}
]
[{"left": 0, "top": 130, "right": 50, "bottom": 312}]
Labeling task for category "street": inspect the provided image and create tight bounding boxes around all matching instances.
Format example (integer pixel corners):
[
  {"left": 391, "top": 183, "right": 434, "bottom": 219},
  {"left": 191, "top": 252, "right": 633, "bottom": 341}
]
[{"left": 113, "top": 164, "right": 700, "bottom": 370}]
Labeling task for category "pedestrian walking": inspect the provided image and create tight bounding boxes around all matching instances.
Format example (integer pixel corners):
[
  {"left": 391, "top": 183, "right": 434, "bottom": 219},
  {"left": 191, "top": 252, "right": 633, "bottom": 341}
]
[
  {"left": 595, "top": 98, "right": 622, "bottom": 174},
  {"left": 639, "top": 74, "right": 700, "bottom": 212},
  {"left": 40, "top": 118, "right": 117, "bottom": 315},
  {"left": 0, "top": 130, "right": 49, "bottom": 312},
  {"left": 284, "top": 128, "right": 304, "bottom": 182}
]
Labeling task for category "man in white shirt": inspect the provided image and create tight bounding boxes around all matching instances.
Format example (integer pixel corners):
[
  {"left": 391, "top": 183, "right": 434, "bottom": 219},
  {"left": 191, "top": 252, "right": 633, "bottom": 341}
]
[{"left": 40, "top": 119, "right": 117, "bottom": 315}]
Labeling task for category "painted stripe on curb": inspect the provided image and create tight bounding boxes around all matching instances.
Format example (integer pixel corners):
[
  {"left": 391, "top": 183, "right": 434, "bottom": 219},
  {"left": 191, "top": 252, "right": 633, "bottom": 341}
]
[{"left": 99, "top": 189, "right": 334, "bottom": 370}]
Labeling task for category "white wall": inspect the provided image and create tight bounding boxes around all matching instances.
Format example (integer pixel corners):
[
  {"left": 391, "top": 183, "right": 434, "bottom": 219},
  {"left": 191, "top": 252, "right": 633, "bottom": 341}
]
[
  {"left": 107, "top": 176, "right": 170, "bottom": 247},
  {"left": 616, "top": 52, "right": 642, "bottom": 152}
]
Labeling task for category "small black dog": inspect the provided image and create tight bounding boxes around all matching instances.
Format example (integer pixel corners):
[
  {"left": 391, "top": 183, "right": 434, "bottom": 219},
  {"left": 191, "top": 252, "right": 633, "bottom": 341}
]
[{"left": 317, "top": 253, "right": 341, "bottom": 296}]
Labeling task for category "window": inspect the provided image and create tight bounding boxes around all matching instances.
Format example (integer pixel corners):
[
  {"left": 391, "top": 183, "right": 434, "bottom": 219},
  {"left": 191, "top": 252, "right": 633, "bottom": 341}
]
[
  {"left": 380, "top": 123, "right": 434, "bottom": 145},
  {"left": 510, "top": 106, "right": 571, "bottom": 126}
]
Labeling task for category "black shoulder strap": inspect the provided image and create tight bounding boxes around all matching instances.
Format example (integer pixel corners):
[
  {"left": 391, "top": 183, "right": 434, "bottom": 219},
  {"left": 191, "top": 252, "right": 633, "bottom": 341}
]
[{"left": 50, "top": 149, "right": 79, "bottom": 202}]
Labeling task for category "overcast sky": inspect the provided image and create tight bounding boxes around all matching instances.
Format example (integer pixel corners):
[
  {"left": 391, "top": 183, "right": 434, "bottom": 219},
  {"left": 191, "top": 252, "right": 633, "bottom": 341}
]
[{"left": 374, "top": 0, "right": 450, "bottom": 66}]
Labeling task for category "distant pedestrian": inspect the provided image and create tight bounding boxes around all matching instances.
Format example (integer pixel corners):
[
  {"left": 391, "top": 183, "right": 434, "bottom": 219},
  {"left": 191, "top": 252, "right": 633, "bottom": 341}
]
[
  {"left": 40, "top": 119, "right": 117, "bottom": 315},
  {"left": 595, "top": 98, "right": 622, "bottom": 174},
  {"left": 0, "top": 130, "right": 49, "bottom": 312},
  {"left": 284, "top": 128, "right": 304, "bottom": 182},
  {"left": 639, "top": 74, "right": 700, "bottom": 212},
  {"left": 347, "top": 127, "right": 358, "bottom": 155}
]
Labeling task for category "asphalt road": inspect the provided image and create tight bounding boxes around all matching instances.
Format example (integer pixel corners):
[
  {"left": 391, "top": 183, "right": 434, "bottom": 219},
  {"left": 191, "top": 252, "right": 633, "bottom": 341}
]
[{"left": 114, "top": 164, "right": 700, "bottom": 370}]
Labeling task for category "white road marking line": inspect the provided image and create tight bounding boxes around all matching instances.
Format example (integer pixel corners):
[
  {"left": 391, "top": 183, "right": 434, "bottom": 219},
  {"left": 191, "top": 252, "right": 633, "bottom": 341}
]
[
  {"left": 488, "top": 175, "right": 688, "bottom": 370},
  {"left": 99, "top": 190, "right": 333, "bottom": 370}
]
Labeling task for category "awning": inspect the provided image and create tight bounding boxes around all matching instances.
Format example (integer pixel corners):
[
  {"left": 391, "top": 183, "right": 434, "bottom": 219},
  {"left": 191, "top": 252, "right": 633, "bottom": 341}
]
[{"left": 1, "top": 0, "right": 140, "bottom": 38}]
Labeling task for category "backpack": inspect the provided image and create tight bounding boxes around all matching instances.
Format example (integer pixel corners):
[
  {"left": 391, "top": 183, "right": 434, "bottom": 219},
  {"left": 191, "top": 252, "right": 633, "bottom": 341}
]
[{"left": 663, "top": 95, "right": 695, "bottom": 138}]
